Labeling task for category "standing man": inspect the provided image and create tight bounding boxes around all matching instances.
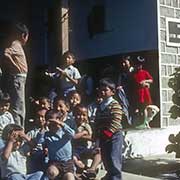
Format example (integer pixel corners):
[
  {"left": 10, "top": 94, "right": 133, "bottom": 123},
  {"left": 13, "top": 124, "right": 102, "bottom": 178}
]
[{"left": 1, "top": 22, "right": 29, "bottom": 127}]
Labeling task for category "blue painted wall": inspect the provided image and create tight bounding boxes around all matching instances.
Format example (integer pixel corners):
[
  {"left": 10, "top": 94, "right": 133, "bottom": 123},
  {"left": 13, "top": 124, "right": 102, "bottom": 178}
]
[{"left": 69, "top": 0, "right": 158, "bottom": 61}]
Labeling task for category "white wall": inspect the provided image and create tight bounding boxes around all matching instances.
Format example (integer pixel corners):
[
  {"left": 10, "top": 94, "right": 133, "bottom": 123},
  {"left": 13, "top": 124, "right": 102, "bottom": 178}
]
[{"left": 69, "top": 0, "right": 158, "bottom": 61}]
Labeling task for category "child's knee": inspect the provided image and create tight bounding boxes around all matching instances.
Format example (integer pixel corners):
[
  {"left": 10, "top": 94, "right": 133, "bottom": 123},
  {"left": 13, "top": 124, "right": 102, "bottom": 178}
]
[
  {"left": 63, "top": 172, "right": 75, "bottom": 180},
  {"left": 46, "top": 164, "right": 60, "bottom": 180}
]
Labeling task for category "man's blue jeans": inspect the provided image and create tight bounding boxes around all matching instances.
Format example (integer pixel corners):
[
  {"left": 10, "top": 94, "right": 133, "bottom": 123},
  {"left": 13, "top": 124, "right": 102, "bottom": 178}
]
[{"left": 100, "top": 131, "right": 123, "bottom": 180}]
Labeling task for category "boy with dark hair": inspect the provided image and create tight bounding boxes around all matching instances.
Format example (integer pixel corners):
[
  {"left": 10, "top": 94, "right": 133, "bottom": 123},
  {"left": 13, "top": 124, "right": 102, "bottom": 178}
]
[
  {"left": 94, "top": 78, "right": 123, "bottom": 180},
  {"left": 0, "top": 124, "right": 43, "bottom": 180},
  {"left": 0, "top": 91, "right": 14, "bottom": 138},
  {"left": 45, "top": 51, "right": 81, "bottom": 98},
  {"left": 1, "top": 22, "right": 29, "bottom": 127},
  {"left": 43, "top": 110, "right": 75, "bottom": 180},
  {"left": 73, "top": 104, "right": 92, "bottom": 170},
  {"left": 27, "top": 108, "right": 48, "bottom": 173},
  {"left": 117, "top": 55, "right": 134, "bottom": 127}
]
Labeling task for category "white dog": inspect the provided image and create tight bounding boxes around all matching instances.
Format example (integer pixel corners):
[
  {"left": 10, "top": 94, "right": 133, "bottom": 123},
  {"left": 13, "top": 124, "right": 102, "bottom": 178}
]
[{"left": 144, "top": 105, "right": 160, "bottom": 128}]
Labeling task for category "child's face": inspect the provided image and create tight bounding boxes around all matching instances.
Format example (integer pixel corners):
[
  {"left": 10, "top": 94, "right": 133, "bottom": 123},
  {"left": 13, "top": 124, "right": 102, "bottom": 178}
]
[
  {"left": 99, "top": 86, "right": 114, "bottom": 99},
  {"left": 96, "top": 97, "right": 103, "bottom": 104},
  {"left": 35, "top": 109, "right": 47, "bottom": 128},
  {"left": 96, "top": 91, "right": 103, "bottom": 104},
  {"left": 54, "top": 100, "right": 68, "bottom": 115},
  {"left": 39, "top": 99, "right": 50, "bottom": 110},
  {"left": 21, "top": 33, "right": 29, "bottom": 46},
  {"left": 74, "top": 107, "right": 88, "bottom": 126},
  {"left": 136, "top": 64, "right": 143, "bottom": 70},
  {"left": 47, "top": 114, "right": 62, "bottom": 133},
  {"left": 63, "top": 55, "right": 74, "bottom": 67},
  {"left": 122, "top": 59, "right": 130, "bottom": 70},
  {"left": 8, "top": 130, "right": 24, "bottom": 150},
  {"left": 13, "top": 140, "right": 22, "bottom": 150},
  {"left": 69, "top": 93, "right": 81, "bottom": 108},
  {"left": 0, "top": 102, "right": 10, "bottom": 114}
]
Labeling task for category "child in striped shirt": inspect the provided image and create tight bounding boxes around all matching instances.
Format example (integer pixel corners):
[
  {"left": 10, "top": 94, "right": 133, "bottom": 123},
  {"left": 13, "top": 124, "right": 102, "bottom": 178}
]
[{"left": 94, "top": 78, "right": 123, "bottom": 180}]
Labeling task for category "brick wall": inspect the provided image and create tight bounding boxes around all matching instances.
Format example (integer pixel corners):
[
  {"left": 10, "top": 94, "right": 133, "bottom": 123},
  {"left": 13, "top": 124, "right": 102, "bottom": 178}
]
[{"left": 159, "top": 0, "right": 180, "bottom": 127}]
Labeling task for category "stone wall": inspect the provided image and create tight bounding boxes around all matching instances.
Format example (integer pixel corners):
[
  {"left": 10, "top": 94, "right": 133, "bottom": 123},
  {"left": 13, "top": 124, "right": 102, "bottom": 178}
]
[{"left": 159, "top": 0, "right": 180, "bottom": 127}]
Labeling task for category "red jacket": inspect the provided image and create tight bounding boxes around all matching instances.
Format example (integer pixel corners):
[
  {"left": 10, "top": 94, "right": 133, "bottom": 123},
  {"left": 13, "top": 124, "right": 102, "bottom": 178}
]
[{"left": 133, "top": 69, "right": 153, "bottom": 105}]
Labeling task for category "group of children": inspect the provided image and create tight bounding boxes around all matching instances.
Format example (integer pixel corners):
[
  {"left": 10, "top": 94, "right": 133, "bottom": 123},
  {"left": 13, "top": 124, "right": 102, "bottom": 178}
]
[
  {"left": 0, "top": 77, "right": 123, "bottom": 180},
  {"left": 0, "top": 50, "right": 159, "bottom": 180}
]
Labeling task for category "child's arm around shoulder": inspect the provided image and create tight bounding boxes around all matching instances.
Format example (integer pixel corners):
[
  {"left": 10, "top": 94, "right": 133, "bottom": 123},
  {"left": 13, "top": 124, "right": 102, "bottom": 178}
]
[
  {"left": 73, "top": 124, "right": 92, "bottom": 141},
  {"left": 73, "top": 130, "right": 88, "bottom": 140},
  {"left": 60, "top": 121, "right": 75, "bottom": 138}
]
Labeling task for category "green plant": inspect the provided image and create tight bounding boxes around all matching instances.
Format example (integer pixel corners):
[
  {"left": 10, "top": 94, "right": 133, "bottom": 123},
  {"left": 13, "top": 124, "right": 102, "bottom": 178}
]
[
  {"left": 166, "top": 132, "right": 180, "bottom": 158},
  {"left": 168, "top": 67, "right": 180, "bottom": 119}
]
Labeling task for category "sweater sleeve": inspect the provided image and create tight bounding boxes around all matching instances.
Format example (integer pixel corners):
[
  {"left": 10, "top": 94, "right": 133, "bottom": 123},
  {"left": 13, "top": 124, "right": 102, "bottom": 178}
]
[
  {"left": 62, "top": 123, "right": 75, "bottom": 138},
  {"left": 108, "top": 101, "right": 123, "bottom": 133}
]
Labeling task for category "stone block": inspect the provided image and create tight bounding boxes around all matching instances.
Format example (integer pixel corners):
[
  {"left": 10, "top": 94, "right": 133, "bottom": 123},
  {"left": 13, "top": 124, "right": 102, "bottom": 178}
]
[
  {"left": 177, "top": 55, "right": 180, "bottom": 63},
  {"left": 160, "top": 17, "right": 166, "bottom": 29},
  {"left": 166, "top": 46, "right": 178, "bottom": 54},
  {"left": 161, "top": 54, "right": 176, "bottom": 64},
  {"left": 160, "top": 30, "right": 166, "bottom": 41},
  {"left": 162, "top": 102, "right": 173, "bottom": 115},
  {"left": 160, "top": 0, "right": 166, "bottom": 5},
  {"left": 166, "top": 0, "right": 171, "bottom": 6},
  {"left": 160, "top": 6, "right": 174, "bottom": 17},
  {"left": 168, "top": 89, "right": 174, "bottom": 101},
  {"left": 162, "top": 117, "right": 169, "bottom": 127},
  {"left": 161, "top": 42, "right": 166, "bottom": 52},
  {"left": 161, "top": 65, "right": 167, "bottom": 76},
  {"left": 166, "top": 0, "right": 178, "bottom": 6},
  {"left": 167, "top": 65, "right": 173, "bottom": 75},
  {"left": 175, "top": 9, "right": 180, "bottom": 18},
  {"left": 162, "top": 90, "right": 168, "bottom": 101},
  {"left": 161, "top": 77, "right": 170, "bottom": 88},
  {"left": 172, "top": 0, "right": 178, "bottom": 7}
]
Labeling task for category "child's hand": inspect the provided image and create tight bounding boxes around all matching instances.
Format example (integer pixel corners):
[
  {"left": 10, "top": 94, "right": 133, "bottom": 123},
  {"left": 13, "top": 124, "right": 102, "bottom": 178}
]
[
  {"left": 18, "top": 130, "right": 31, "bottom": 142},
  {"left": 116, "top": 86, "right": 123, "bottom": 90},
  {"left": 48, "top": 118, "right": 64, "bottom": 128},
  {"left": 82, "top": 130, "right": 88, "bottom": 136},
  {"left": 44, "top": 147, "right": 48, "bottom": 155},
  {"left": 140, "top": 80, "right": 150, "bottom": 88},
  {"left": 135, "top": 109, "right": 139, "bottom": 113},
  {"left": 56, "top": 67, "right": 63, "bottom": 73},
  {"left": 45, "top": 71, "right": 54, "bottom": 78},
  {"left": 56, "top": 67, "right": 67, "bottom": 76},
  {"left": 45, "top": 71, "right": 49, "bottom": 76}
]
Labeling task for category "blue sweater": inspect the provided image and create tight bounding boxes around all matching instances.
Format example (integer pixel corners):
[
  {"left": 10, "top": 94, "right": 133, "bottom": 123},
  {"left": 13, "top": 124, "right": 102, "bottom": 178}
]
[{"left": 44, "top": 124, "right": 75, "bottom": 162}]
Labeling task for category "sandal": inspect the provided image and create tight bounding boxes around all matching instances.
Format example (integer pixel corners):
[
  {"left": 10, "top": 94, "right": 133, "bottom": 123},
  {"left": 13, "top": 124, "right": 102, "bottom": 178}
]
[{"left": 81, "top": 169, "right": 98, "bottom": 179}]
